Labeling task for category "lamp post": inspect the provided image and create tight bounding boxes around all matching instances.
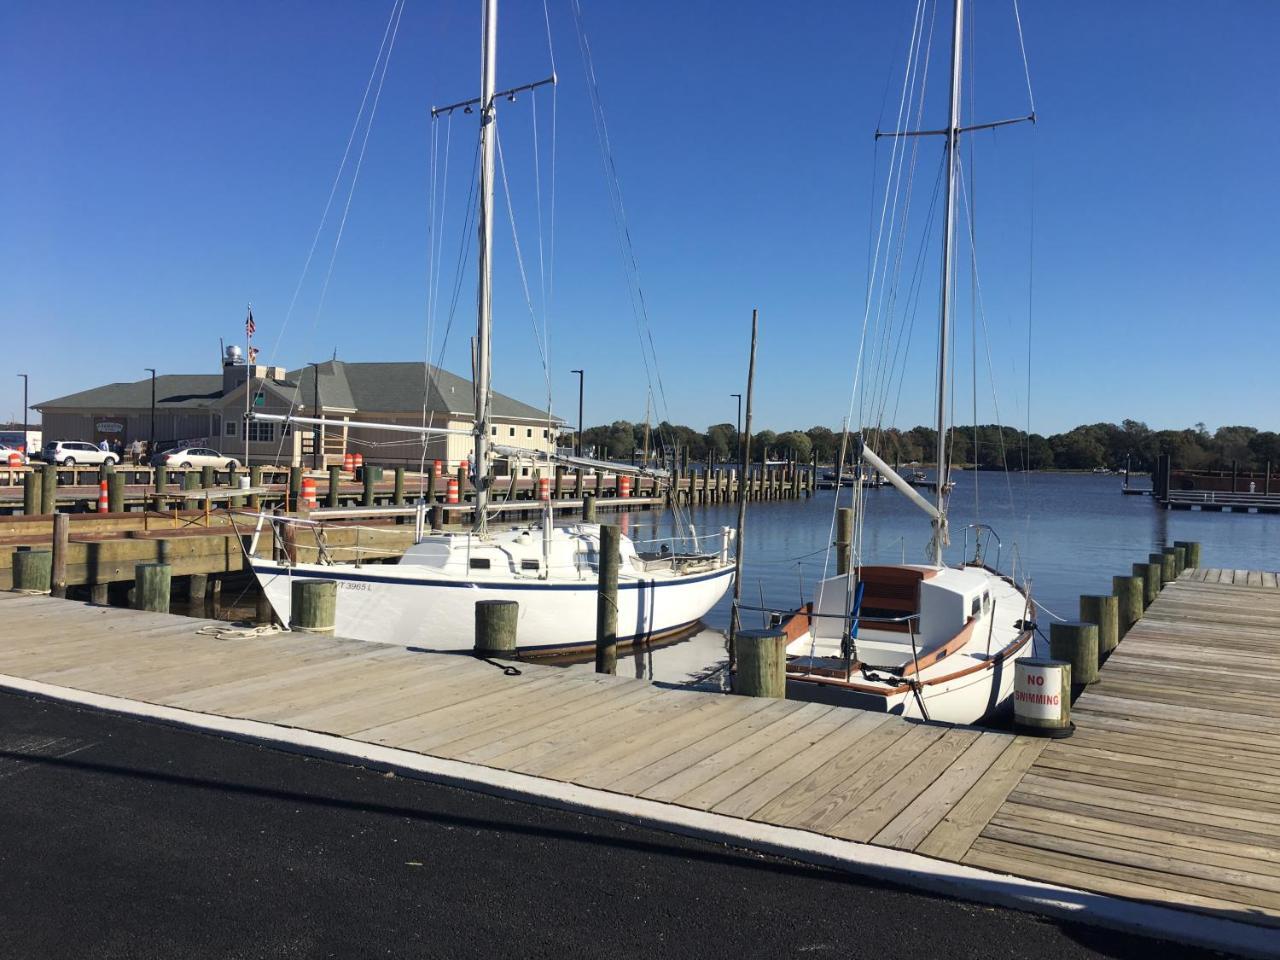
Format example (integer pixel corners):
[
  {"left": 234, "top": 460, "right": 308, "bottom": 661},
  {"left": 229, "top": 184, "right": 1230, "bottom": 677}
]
[
  {"left": 570, "top": 369, "right": 584, "bottom": 457},
  {"left": 308, "top": 362, "right": 322, "bottom": 470},
  {"left": 144, "top": 368, "right": 156, "bottom": 460},
  {"left": 730, "top": 393, "right": 742, "bottom": 464},
  {"left": 17, "top": 374, "right": 28, "bottom": 457}
]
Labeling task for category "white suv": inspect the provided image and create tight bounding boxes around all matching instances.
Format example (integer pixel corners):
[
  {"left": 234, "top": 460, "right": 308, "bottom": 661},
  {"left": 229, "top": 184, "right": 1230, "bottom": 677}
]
[{"left": 43, "top": 440, "right": 119, "bottom": 466}]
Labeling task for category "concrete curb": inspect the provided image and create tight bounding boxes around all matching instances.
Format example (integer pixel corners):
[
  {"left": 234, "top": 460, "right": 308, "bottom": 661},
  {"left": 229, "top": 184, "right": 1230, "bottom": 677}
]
[{"left": 3, "top": 672, "right": 1275, "bottom": 959}]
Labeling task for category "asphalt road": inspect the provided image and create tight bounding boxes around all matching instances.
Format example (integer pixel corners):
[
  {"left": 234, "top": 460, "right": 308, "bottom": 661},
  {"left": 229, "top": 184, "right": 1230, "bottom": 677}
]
[{"left": 0, "top": 689, "right": 1228, "bottom": 959}]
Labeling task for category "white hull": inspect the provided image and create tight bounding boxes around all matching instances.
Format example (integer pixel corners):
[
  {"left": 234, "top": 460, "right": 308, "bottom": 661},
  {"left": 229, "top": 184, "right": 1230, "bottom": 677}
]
[{"left": 252, "top": 559, "right": 734, "bottom": 655}]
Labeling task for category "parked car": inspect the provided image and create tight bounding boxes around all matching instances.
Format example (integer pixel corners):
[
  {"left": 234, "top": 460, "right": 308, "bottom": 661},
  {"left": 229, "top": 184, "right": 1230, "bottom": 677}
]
[
  {"left": 153, "top": 447, "right": 239, "bottom": 470},
  {"left": 43, "top": 440, "right": 118, "bottom": 466},
  {"left": 0, "top": 444, "right": 28, "bottom": 465}
]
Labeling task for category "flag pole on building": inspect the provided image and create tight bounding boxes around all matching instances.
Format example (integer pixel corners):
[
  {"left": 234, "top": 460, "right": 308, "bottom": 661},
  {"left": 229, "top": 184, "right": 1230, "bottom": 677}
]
[{"left": 244, "top": 304, "right": 255, "bottom": 469}]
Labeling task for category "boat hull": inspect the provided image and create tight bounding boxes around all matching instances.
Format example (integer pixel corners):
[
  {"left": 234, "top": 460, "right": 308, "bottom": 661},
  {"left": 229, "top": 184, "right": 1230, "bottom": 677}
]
[{"left": 251, "top": 561, "right": 735, "bottom": 655}]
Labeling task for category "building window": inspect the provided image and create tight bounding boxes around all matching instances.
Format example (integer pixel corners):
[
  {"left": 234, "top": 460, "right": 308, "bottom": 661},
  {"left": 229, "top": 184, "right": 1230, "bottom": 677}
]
[
  {"left": 509, "top": 427, "right": 515, "bottom": 437},
  {"left": 225, "top": 421, "right": 237, "bottom": 437},
  {"left": 247, "top": 421, "right": 274, "bottom": 442},
  {"left": 282, "top": 423, "right": 291, "bottom": 437},
  {"left": 526, "top": 428, "right": 532, "bottom": 438},
  {"left": 491, "top": 426, "right": 497, "bottom": 436},
  {"left": 542, "top": 429, "right": 548, "bottom": 439}
]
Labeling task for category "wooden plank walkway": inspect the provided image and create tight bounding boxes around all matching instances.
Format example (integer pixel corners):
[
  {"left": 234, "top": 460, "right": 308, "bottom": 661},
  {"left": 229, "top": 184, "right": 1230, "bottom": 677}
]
[
  {"left": 965, "top": 569, "right": 1280, "bottom": 928},
  {"left": 3, "top": 568, "right": 1279, "bottom": 932}
]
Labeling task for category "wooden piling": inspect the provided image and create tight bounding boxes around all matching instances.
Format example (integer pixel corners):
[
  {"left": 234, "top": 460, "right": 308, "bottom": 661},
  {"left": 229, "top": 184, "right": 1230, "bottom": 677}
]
[
  {"left": 1151, "top": 551, "right": 1175, "bottom": 586},
  {"left": 201, "top": 464, "right": 215, "bottom": 492},
  {"left": 1113, "top": 574, "right": 1143, "bottom": 639},
  {"left": 40, "top": 464, "right": 57, "bottom": 514},
  {"left": 134, "top": 563, "right": 172, "bottom": 613},
  {"left": 362, "top": 465, "right": 382, "bottom": 507},
  {"left": 1174, "top": 540, "right": 1201, "bottom": 569},
  {"left": 248, "top": 466, "right": 263, "bottom": 509},
  {"left": 255, "top": 587, "right": 274, "bottom": 626},
  {"left": 1049, "top": 621, "right": 1099, "bottom": 686},
  {"left": 12, "top": 549, "right": 52, "bottom": 593},
  {"left": 51, "top": 513, "right": 69, "bottom": 599},
  {"left": 1134, "top": 562, "right": 1159, "bottom": 606},
  {"left": 474, "top": 599, "right": 518, "bottom": 658},
  {"left": 108, "top": 472, "right": 125, "bottom": 513},
  {"left": 595, "top": 523, "right": 620, "bottom": 675},
  {"left": 328, "top": 464, "right": 342, "bottom": 507},
  {"left": 1169, "top": 546, "right": 1186, "bottom": 577},
  {"left": 154, "top": 465, "right": 169, "bottom": 496},
  {"left": 393, "top": 466, "right": 405, "bottom": 506},
  {"left": 582, "top": 492, "right": 597, "bottom": 524},
  {"left": 90, "top": 582, "right": 109, "bottom": 605},
  {"left": 1079, "top": 594, "right": 1118, "bottom": 657},
  {"left": 289, "top": 579, "right": 336, "bottom": 633},
  {"left": 182, "top": 470, "right": 199, "bottom": 510},
  {"left": 189, "top": 573, "right": 208, "bottom": 609},
  {"left": 427, "top": 468, "right": 437, "bottom": 505},
  {"left": 288, "top": 466, "right": 302, "bottom": 511},
  {"left": 734, "top": 628, "right": 787, "bottom": 698},
  {"left": 22, "top": 470, "right": 40, "bottom": 515},
  {"left": 835, "top": 507, "right": 853, "bottom": 576}
]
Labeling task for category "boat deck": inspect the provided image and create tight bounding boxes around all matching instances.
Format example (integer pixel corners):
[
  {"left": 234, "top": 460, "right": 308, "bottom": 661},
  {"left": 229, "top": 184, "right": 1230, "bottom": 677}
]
[{"left": 1, "top": 568, "right": 1278, "bottom": 934}]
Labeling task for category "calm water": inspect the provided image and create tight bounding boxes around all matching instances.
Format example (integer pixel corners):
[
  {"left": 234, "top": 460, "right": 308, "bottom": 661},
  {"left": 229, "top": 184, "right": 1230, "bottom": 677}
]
[{"left": 570, "top": 471, "right": 1280, "bottom": 688}]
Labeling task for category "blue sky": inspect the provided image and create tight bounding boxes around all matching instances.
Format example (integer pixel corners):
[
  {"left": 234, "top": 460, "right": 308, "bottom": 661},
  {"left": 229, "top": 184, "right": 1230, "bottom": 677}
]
[{"left": 3, "top": 1, "right": 1277, "bottom": 435}]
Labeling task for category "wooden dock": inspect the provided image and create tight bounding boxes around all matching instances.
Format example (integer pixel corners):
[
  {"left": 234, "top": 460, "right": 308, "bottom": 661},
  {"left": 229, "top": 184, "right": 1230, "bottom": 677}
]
[{"left": 2, "top": 568, "right": 1279, "bottom": 934}]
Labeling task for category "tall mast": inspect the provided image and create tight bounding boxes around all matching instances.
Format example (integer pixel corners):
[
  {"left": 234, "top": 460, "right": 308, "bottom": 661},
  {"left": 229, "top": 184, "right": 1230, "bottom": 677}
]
[
  {"left": 473, "top": 0, "right": 498, "bottom": 534},
  {"left": 932, "top": 0, "right": 964, "bottom": 565}
]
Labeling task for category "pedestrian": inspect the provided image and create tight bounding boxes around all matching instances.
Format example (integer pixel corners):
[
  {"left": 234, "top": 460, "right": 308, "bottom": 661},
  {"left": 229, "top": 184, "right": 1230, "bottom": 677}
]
[{"left": 98, "top": 438, "right": 109, "bottom": 452}]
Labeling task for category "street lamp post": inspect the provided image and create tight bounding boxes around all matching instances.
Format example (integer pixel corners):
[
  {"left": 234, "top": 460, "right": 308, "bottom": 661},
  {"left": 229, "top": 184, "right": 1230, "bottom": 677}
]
[
  {"left": 308, "top": 362, "right": 322, "bottom": 470},
  {"left": 730, "top": 393, "right": 742, "bottom": 464},
  {"left": 144, "top": 368, "right": 156, "bottom": 460},
  {"left": 17, "top": 374, "right": 28, "bottom": 457},
  {"left": 570, "top": 369, "right": 584, "bottom": 457}
]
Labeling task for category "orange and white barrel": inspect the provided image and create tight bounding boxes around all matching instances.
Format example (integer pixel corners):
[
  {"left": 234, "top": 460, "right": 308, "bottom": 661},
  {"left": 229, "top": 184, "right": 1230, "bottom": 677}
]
[
  {"left": 343, "top": 452, "right": 355, "bottom": 473},
  {"left": 301, "top": 476, "right": 318, "bottom": 509},
  {"left": 433, "top": 459, "right": 442, "bottom": 478},
  {"left": 538, "top": 476, "right": 550, "bottom": 501},
  {"left": 6, "top": 452, "right": 20, "bottom": 467},
  {"left": 98, "top": 480, "right": 109, "bottom": 513},
  {"left": 446, "top": 477, "right": 460, "bottom": 504},
  {"left": 353, "top": 453, "right": 364, "bottom": 470},
  {"left": 461, "top": 459, "right": 469, "bottom": 474},
  {"left": 619, "top": 475, "right": 632, "bottom": 499}
]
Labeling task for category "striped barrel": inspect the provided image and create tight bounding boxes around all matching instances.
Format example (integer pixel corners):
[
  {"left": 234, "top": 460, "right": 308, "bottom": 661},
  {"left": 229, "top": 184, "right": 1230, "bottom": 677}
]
[
  {"left": 538, "top": 476, "right": 550, "bottom": 501},
  {"left": 301, "top": 477, "right": 318, "bottom": 509},
  {"left": 353, "top": 453, "right": 363, "bottom": 470},
  {"left": 6, "top": 453, "right": 20, "bottom": 467},
  {"left": 446, "top": 478, "right": 460, "bottom": 504},
  {"left": 98, "top": 480, "right": 109, "bottom": 513},
  {"left": 433, "top": 459, "right": 442, "bottom": 478},
  {"left": 343, "top": 453, "right": 355, "bottom": 473},
  {"left": 619, "top": 475, "right": 632, "bottom": 499}
]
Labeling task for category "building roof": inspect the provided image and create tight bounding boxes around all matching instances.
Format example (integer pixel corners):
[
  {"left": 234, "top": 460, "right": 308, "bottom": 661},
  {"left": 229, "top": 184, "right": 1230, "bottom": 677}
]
[
  {"left": 37, "top": 361, "right": 559, "bottom": 424},
  {"left": 36, "top": 375, "right": 225, "bottom": 411}
]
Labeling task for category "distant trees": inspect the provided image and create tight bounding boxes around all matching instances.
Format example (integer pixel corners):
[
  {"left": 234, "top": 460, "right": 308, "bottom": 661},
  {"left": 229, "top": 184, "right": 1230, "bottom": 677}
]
[{"left": 569, "top": 416, "right": 1280, "bottom": 472}]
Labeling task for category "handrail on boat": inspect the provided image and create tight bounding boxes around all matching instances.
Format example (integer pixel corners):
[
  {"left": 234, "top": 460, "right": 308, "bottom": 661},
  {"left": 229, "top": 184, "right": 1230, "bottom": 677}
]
[
  {"left": 732, "top": 601, "right": 920, "bottom": 626},
  {"left": 960, "top": 522, "right": 1002, "bottom": 570}
]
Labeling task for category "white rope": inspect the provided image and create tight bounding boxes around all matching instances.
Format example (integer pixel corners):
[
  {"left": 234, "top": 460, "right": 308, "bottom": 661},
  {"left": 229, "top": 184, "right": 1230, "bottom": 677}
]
[{"left": 195, "top": 623, "right": 286, "bottom": 641}]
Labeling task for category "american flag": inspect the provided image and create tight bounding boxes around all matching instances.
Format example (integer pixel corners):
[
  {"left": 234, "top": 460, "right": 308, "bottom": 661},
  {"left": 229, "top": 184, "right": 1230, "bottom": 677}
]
[{"left": 245, "top": 307, "right": 256, "bottom": 338}]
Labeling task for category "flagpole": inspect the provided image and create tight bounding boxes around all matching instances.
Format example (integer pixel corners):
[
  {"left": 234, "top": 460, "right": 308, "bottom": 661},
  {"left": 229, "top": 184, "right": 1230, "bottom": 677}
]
[{"left": 244, "top": 304, "right": 252, "bottom": 470}]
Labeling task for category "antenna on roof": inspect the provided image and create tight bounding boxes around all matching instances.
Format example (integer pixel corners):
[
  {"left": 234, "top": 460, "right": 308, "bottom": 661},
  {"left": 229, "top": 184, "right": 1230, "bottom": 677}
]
[{"left": 332, "top": 347, "right": 337, "bottom": 361}]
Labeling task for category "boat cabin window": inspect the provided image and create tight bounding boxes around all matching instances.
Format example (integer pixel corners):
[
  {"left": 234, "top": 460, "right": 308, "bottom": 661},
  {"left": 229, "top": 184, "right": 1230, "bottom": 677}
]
[
  {"left": 970, "top": 595, "right": 981, "bottom": 618},
  {"left": 521, "top": 559, "right": 539, "bottom": 572},
  {"left": 469, "top": 557, "right": 491, "bottom": 570},
  {"left": 982, "top": 591, "right": 991, "bottom": 613}
]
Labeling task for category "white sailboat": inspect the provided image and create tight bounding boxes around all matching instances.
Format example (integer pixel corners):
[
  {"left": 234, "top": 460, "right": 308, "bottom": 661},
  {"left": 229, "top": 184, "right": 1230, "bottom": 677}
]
[
  {"left": 247, "top": 0, "right": 735, "bottom": 655},
  {"left": 779, "top": 0, "right": 1035, "bottom": 724}
]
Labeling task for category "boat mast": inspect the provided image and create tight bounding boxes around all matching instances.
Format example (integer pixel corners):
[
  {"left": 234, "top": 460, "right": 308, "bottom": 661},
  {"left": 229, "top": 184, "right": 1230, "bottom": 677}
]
[
  {"left": 932, "top": 0, "right": 964, "bottom": 565},
  {"left": 473, "top": 0, "right": 498, "bottom": 534}
]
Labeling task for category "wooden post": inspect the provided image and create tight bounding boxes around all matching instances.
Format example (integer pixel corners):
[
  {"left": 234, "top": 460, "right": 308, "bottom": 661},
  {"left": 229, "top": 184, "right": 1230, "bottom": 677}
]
[
  {"left": 1174, "top": 540, "right": 1200, "bottom": 569},
  {"left": 431, "top": 503, "right": 444, "bottom": 531},
  {"left": 182, "top": 470, "right": 199, "bottom": 510},
  {"left": 595, "top": 523, "right": 620, "bottom": 675},
  {"left": 1049, "top": 621, "right": 1099, "bottom": 686},
  {"left": 553, "top": 465, "right": 565, "bottom": 501},
  {"left": 288, "top": 465, "right": 303, "bottom": 511},
  {"left": 1134, "top": 561, "right": 1160, "bottom": 606},
  {"left": 134, "top": 562, "right": 172, "bottom": 613},
  {"left": 290, "top": 579, "right": 336, "bottom": 633},
  {"left": 50, "top": 513, "right": 70, "bottom": 598},
  {"left": 582, "top": 492, "right": 597, "bottom": 523},
  {"left": 22, "top": 470, "right": 40, "bottom": 515},
  {"left": 248, "top": 465, "right": 263, "bottom": 509},
  {"left": 154, "top": 465, "right": 169, "bottom": 496},
  {"left": 328, "top": 464, "right": 342, "bottom": 507},
  {"left": 189, "top": 573, "right": 208, "bottom": 611},
  {"left": 393, "top": 466, "right": 405, "bottom": 506},
  {"left": 474, "top": 599, "right": 518, "bottom": 658},
  {"left": 835, "top": 506, "right": 853, "bottom": 576},
  {"left": 40, "top": 463, "right": 57, "bottom": 514},
  {"left": 12, "top": 549, "right": 52, "bottom": 592},
  {"left": 201, "top": 464, "right": 215, "bottom": 492},
  {"left": 1151, "top": 551, "right": 1175, "bottom": 586},
  {"left": 255, "top": 587, "right": 274, "bottom": 626},
  {"left": 427, "top": 467, "right": 437, "bottom": 504},
  {"left": 734, "top": 628, "right": 786, "bottom": 698},
  {"left": 362, "top": 465, "right": 381, "bottom": 507},
  {"left": 1113, "top": 574, "right": 1143, "bottom": 639},
  {"left": 108, "top": 472, "right": 125, "bottom": 513},
  {"left": 456, "top": 464, "right": 467, "bottom": 504},
  {"left": 594, "top": 470, "right": 604, "bottom": 499},
  {"left": 1079, "top": 594, "right": 1118, "bottom": 657},
  {"left": 281, "top": 516, "right": 298, "bottom": 565},
  {"left": 90, "top": 582, "right": 109, "bottom": 605},
  {"left": 1168, "top": 546, "right": 1186, "bottom": 577}
]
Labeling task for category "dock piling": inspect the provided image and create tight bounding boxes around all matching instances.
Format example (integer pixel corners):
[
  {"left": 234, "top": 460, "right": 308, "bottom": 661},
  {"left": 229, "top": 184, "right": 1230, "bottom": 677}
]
[
  {"left": 12, "top": 548, "right": 52, "bottom": 593},
  {"left": 328, "top": 464, "right": 342, "bottom": 508},
  {"left": 1174, "top": 540, "right": 1201, "bottom": 569},
  {"left": 1049, "top": 621, "right": 1099, "bottom": 687},
  {"left": 1113, "top": 575, "right": 1143, "bottom": 639},
  {"left": 289, "top": 579, "right": 336, "bottom": 633},
  {"left": 40, "top": 464, "right": 57, "bottom": 514},
  {"left": 1135, "top": 561, "right": 1160, "bottom": 605},
  {"left": 134, "top": 563, "right": 172, "bottom": 613},
  {"left": 1079, "top": 594, "right": 1118, "bottom": 657},
  {"left": 474, "top": 599, "right": 519, "bottom": 658},
  {"left": 22, "top": 470, "right": 41, "bottom": 515},
  {"left": 1151, "top": 551, "right": 1175, "bottom": 587},
  {"left": 835, "top": 507, "right": 853, "bottom": 576},
  {"left": 582, "top": 492, "right": 597, "bottom": 524},
  {"left": 51, "top": 513, "right": 69, "bottom": 599},
  {"left": 734, "top": 628, "right": 787, "bottom": 698},
  {"left": 595, "top": 523, "right": 620, "bottom": 675}
]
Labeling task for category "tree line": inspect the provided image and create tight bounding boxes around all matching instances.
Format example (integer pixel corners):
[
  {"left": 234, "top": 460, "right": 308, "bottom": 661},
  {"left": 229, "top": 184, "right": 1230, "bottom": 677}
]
[{"left": 571, "top": 419, "right": 1280, "bottom": 472}]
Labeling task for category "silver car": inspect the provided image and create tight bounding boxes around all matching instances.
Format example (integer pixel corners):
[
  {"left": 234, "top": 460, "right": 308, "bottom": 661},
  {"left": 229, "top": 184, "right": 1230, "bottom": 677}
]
[
  {"left": 154, "top": 447, "right": 240, "bottom": 470},
  {"left": 43, "top": 440, "right": 119, "bottom": 467}
]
